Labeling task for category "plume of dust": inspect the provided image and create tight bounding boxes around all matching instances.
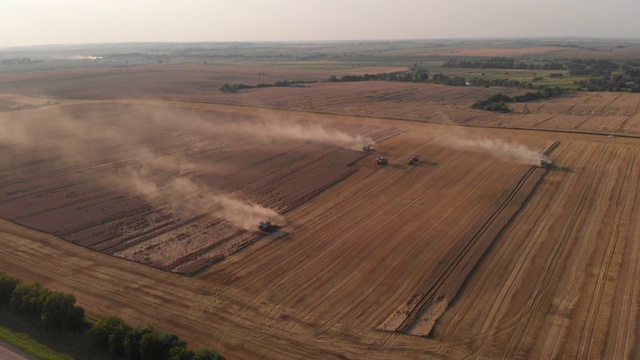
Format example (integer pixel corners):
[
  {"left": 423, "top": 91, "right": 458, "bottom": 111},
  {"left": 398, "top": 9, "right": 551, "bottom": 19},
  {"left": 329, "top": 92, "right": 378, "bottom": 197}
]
[
  {"left": 249, "top": 121, "right": 375, "bottom": 151},
  {"left": 63, "top": 55, "right": 104, "bottom": 60},
  {"left": 0, "top": 106, "right": 285, "bottom": 231},
  {"left": 128, "top": 173, "right": 285, "bottom": 230},
  {"left": 172, "top": 110, "right": 375, "bottom": 151},
  {"left": 434, "top": 112, "right": 547, "bottom": 166}
]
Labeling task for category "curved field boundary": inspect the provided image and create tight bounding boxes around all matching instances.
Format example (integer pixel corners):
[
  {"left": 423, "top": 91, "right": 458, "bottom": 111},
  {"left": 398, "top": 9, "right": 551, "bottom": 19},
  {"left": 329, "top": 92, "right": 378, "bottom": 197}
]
[{"left": 379, "top": 141, "right": 560, "bottom": 336}]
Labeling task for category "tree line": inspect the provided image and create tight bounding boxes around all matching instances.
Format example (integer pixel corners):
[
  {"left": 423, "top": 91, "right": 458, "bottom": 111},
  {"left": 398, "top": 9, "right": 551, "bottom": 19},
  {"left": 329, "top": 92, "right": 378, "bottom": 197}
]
[
  {"left": 442, "top": 57, "right": 565, "bottom": 70},
  {"left": 440, "top": 57, "right": 640, "bottom": 92},
  {"left": 219, "top": 58, "right": 640, "bottom": 94},
  {"left": 471, "top": 87, "right": 564, "bottom": 113},
  {"left": 0, "top": 272, "right": 224, "bottom": 360},
  {"left": 219, "top": 80, "right": 316, "bottom": 93}
]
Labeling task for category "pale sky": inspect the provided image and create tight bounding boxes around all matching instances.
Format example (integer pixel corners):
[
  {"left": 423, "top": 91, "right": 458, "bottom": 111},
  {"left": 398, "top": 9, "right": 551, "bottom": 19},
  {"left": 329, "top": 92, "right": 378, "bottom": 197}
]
[{"left": 1, "top": 0, "right": 639, "bottom": 48}]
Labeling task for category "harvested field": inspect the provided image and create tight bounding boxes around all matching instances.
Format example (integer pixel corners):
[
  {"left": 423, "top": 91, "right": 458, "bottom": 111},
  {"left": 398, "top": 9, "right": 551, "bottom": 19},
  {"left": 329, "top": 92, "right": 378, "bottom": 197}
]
[
  {"left": 432, "top": 135, "right": 640, "bottom": 359},
  {"left": 2, "top": 65, "right": 640, "bottom": 359},
  {"left": 379, "top": 141, "right": 559, "bottom": 336},
  {"left": 3, "top": 106, "right": 640, "bottom": 358}
]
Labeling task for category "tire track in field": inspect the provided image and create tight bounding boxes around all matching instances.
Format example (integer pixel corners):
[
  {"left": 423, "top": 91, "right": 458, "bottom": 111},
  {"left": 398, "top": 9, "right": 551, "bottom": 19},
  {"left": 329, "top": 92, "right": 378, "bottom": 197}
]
[
  {"left": 256, "top": 142, "right": 443, "bottom": 326},
  {"left": 573, "top": 116, "right": 594, "bottom": 130},
  {"left": 274, "top": 150, "right": 489, "bottom": 325},
  {"left": 532, "top": 115, "right": 557, "bottom": 127},
  {"left": 470, "top": 144, "right": 594, "bottom": 357},
  {"left": 605, "top": 176, "right": 640, "bottom": 358},
  {"left": 538, "top": 145, "right": 623, "bottom": 359},
  {"left": 233, "top": 161, "right": 408, "bottom": 304},
  {"left": 574, "top": 150, "right": 635, "bottom": 358},
  {"left": 433, "top": 144, "right": 575, "bottom": 347},
  {"left": 378, "top": 142, "right": 559, "bottom": 336},
  {"left": 616, "top": 116, "right": 633, "bottom": 132},
  {"left": 435, "top": 139, "right": 586, "bottom": 350},
  {"left": 287, "top": 148, "right": 491, "bottom": 335},
  {"left": 500, "top": 144, "right": 609, "bottom": 359}
]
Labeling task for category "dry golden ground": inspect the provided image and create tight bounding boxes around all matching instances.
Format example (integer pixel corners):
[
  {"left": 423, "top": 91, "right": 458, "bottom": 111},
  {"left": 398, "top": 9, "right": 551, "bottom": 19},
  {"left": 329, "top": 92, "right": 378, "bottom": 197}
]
[{"left": 2, "top": 69, "right": 640, "bottom": 358}]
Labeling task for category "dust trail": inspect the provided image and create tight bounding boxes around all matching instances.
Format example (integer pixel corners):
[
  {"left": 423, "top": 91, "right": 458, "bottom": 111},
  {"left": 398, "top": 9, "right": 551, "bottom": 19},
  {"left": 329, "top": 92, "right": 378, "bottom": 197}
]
[
  {"left": 60, "top": 55, "right": 103, "bottom": 60},
  {"left": 246, "top": 120, "right": 374, "bottom": 151},
  {"left": 128, "top": 173, "right": 285, "bottom": 230},
  {"left": 159, "top": 109, "right": 375, "bottom": 151},
  {"left": 0, "top": 107, "right": 285, "bottom": 230},
  {"left": 433, "top": 112, "right": 547, "bottom": 166}
]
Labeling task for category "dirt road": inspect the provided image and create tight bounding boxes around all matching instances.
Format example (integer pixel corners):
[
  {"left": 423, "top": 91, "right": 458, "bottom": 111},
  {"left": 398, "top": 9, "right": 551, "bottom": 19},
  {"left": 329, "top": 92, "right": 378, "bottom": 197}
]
[{"left": 0, "top": 341, "right": 36, "bottom": 360}]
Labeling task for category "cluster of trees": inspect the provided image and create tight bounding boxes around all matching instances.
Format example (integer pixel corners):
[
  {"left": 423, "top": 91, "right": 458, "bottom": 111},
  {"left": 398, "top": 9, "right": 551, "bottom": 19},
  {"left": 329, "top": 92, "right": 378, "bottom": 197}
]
[
  {"left": 439, "top": 57, "right": 640, "bottom": 93},
  {"left": 470, "top": 93, "right": 513, "bottom": 113},
  {"left": 328, "top": 64, "right": 429, "bottom": 83},
  {"left": 219, "top": 80, "right": 315, "bottom": 93},
  {"left": 0, "top": 273, "right": 85, "bottom": 331},
  {"left": 441, "top": 57, "right": 630, "bottom": 74},
  {"left": 442, "top": 57, "right": 565, "bottom": 70},
  {"left": 430, "top": 73, "right": 539, "bottom": 89},
  {"left": 0, "top": 272, "right": 223, "bottom": 360},
  {"left": 471, "top": 87, "right": 564, "bottom": 113},
  {"left": 325, "top": 65, "right": 564, "bottom": 92},
  {"left": 575, "top": 61, "right": 640, "bottom": 92},
  {"left": 92, "top": 316, "right": 223, "bottom": 360},
  {"left": 1, "top": 58, "right": 44, "bottom": 66},
  {"left": 567, "top": 59, "right": 619, "bottom": 76},
  {"left": 219, "top": 83, "right": 251, "bottom": 93},
  {"left": 220, "top": 58, "right": 640, "bottom": 95},
  {"left": 578, "top": 75, "right": 640, "bottom": 92}
]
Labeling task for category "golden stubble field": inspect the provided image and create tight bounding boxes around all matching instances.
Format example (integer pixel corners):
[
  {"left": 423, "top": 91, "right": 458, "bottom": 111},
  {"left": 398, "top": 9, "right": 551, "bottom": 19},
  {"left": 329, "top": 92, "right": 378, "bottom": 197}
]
[{"left": 1, "top": 67, "right": 640, "bottom": 359}]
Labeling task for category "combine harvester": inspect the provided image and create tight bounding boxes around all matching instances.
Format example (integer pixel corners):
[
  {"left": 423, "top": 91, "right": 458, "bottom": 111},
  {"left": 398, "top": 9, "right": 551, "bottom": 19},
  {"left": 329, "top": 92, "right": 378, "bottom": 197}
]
[
  {"left": 538, "top": 158, "right": 552, "bottom": 168},
  {"left": 376, "top": 157, "right": 388, "bottom": 166},
  {"left": 257, "top": 220, "right": 272, "bottom": 233},
  {"left": 408, "top": 155, "right": 419, "bottom": 165}
]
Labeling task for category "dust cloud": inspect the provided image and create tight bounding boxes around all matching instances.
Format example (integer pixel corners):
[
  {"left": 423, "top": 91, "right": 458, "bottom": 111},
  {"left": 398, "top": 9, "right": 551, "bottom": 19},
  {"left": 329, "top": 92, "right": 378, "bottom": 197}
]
[
  {"left": 245, "top": 121, "right": 374, "bottom": 151},
  {"left": 440, "top": 137, "right": 548, "bottom": 166},
  {"left": 433, "top": 112, "right": 547, "bottom": 166},
  {"left": 63, "top": 55, "right": 104, "bottom": 60},
  {"left": 0, "top": 106, "right": 294, "bottom": 230},
  {"left": 170, "top": 111, "right": 375, "bottom": 151},
  {"left": 128, "top": 173, "right": 285, "bottom": 230}
]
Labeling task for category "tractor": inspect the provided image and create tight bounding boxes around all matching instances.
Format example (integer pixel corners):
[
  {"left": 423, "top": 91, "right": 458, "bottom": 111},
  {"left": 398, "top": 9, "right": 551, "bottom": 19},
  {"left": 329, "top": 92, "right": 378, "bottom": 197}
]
[{"left": 408, "top": 155, "right": 419, "bottom": 165}]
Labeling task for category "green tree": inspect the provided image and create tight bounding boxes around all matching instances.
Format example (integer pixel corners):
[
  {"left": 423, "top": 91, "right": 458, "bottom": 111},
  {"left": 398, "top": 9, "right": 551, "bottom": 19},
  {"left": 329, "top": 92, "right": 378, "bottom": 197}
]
[
  {"left": 10, "top": 281, "right": 51, "bottom": 317},
  {"left": 193, "top": 348, "right": 225, "bottom": 360},
  {"left": 41, "top": 291, "right": 85, "bottom": 330},
  {"left": 140, "top": 332, "right": 164, "bottom": 360},
  {"left": 161, "top": 333, "right": 187, "bottom": 357},
  {"left": 169, "top": 345, "right": 195, "bottom": 360},
  {"left": 0, "top": 273, "right": 20, "bottom": 305},
  {"left": 124, "top": 325, "right": 153, "bottom": 360},
  {"left": 92, "top": 316, "right": 132, "bottom": 356},
  {"left": 219, "top": 84, "right": 233, "bottom": 93}
]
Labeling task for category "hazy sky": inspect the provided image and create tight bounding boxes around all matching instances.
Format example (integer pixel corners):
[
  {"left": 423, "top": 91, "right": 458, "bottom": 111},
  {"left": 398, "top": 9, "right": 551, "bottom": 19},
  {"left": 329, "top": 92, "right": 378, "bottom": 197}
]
[{"left": 1, "top": 0, "right": 639, "bottom": 47}]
